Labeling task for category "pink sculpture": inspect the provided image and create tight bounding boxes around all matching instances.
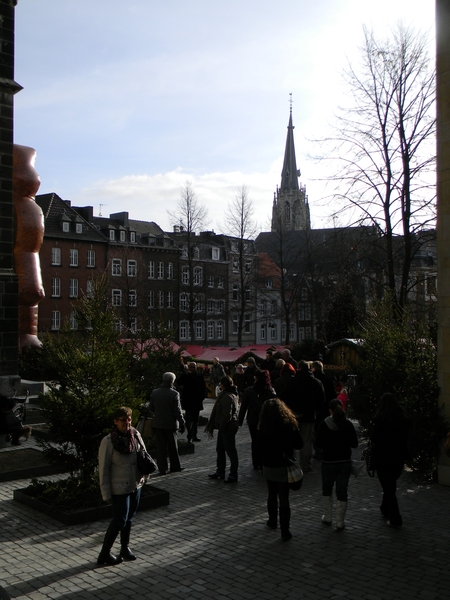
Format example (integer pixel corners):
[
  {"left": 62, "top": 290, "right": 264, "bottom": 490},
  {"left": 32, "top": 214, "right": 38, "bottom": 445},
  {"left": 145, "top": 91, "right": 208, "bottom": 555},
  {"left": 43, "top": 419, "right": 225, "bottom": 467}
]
[{"left": 13, "top": 144, "right": 45, "bottom": 348}]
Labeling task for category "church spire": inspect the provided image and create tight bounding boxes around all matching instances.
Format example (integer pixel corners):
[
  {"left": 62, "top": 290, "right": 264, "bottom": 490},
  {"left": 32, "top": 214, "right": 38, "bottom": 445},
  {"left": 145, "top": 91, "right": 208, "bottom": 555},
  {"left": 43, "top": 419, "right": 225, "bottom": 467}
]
[
  {"left": 280, "top": 95, "right": 300, "bottom": 191},
  {"left": 271, "top": 97, "right": 310, "bottom": 232}
]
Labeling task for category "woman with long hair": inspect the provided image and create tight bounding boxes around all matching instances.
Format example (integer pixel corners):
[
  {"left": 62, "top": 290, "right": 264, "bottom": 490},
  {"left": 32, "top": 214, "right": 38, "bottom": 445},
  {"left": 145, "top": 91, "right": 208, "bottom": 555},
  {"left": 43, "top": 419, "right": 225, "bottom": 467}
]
[
  {"left": 315, "top": 399, "right": 358, "bottom": 530},
  {"left": 258, "top": 398, "right": 303, "bottom": 541},
  {"left": 97, "top": 406, "right": 147, "bottom": 565},
  {"left": 205, "top": 376, "right": 239, "bottom": 483},
  {"left": 371, "top": 392, "right": 409, "bottom": 528},
  {"left": 239, "top": 369, "right": 276, "bottom": 470}
]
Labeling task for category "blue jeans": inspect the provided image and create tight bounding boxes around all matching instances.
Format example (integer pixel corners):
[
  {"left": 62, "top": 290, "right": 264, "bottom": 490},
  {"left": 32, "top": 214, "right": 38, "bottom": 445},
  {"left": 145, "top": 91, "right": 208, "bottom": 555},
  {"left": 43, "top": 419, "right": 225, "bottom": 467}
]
[
  {"left": 111, "top": 488, "right": 142, "bottom": 532},
  {"left": 216, "top": 427, "right": 238, "bottom": 478},
  {"left": 321, "top": 461, "right": 352, "bottom": 501}
]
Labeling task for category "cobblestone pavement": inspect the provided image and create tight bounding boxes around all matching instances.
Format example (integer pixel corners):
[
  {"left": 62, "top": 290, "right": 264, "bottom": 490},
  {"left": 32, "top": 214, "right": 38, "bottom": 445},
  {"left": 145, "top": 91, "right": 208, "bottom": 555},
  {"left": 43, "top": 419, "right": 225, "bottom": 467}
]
[{"left": 1, "top": 399, "right": 449, "bottom": 600}]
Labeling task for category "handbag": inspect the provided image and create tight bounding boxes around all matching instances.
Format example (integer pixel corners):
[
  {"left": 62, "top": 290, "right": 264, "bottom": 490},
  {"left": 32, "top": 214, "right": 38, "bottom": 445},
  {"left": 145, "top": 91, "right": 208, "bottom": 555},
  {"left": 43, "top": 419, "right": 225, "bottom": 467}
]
[
  {"left": 351, "top": 459, "right": 367, "bottom": 478},
  {"left": 136, "top": 449, "right": 157, "bottom": 475},
  {"left": 285, "top": 456, "right": 304, "bottom": 491},
  {"left": 361, "top": 443, "right": 376, "bottom": 477}
]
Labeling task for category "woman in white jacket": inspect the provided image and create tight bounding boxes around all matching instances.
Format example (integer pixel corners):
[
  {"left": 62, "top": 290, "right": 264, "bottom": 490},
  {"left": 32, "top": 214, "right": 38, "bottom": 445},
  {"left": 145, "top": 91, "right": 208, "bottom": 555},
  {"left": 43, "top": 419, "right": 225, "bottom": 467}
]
[{"left": 97, "top": 406, "right": 147, "bottom": 566}]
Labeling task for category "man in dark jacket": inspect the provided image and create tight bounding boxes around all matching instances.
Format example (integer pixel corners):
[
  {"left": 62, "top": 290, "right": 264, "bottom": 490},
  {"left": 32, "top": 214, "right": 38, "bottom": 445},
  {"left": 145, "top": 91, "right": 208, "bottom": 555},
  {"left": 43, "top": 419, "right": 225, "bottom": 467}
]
[
  {"left": 179, "top": 362, "right": 207, "bottom": 442},
  {"left": 149, "top": 372, "right": 185, "bottom": 475},
  {"left": 311, "top": 360, "right": 337, "bottom": 460},
  {"left": 281, "top": 360, "right": 325, "bottom": 472}
]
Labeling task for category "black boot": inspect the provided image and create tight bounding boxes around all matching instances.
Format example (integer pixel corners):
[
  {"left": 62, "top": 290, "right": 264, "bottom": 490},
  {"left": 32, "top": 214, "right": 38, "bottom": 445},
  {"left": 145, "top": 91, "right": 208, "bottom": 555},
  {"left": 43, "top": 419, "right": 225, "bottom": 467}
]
[
  {"left": 120, "top": 522, "right": 136, "bottom": 561},
  {"left": 97, "top": 523, "right": 123, "bottom": 566}
]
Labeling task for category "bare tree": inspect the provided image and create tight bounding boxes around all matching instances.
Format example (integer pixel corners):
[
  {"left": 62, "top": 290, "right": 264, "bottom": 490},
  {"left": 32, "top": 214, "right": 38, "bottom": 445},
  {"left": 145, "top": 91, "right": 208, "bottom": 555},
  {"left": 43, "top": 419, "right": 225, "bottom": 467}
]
[
  {"left": 225, "top": 186, "right": 259, "bottom": 346},
  {"left": 319, "top": 23, "right": 436, "bottom": 317},
  {"left": 168, "top": 182, "right": 209, "bottom": 342}
]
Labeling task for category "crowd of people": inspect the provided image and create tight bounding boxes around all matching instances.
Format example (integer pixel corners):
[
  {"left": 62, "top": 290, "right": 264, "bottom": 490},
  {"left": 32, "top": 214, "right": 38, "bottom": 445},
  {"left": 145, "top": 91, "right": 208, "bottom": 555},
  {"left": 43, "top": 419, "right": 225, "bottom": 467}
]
[{"left": 97, "top": 350, "right": 409, "bottom": 565}]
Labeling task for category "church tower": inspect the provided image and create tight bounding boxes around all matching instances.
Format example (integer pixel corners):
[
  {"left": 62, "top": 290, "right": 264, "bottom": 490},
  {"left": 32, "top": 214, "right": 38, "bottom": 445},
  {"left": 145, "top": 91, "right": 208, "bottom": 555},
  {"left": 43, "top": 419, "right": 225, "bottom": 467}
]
[{"left": 271, "top": 103, "right": 310, "bottom": 231}]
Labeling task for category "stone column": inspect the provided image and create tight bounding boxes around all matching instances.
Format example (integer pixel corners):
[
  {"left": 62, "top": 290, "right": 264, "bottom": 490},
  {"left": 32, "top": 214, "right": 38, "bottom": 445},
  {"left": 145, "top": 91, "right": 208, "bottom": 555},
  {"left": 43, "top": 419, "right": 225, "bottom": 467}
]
[
  {"left": 0, "top": 0, "right": 21, "bottom": 395},
  {"left": 437, "top": 0, "right": 450, "bottom": 485}
]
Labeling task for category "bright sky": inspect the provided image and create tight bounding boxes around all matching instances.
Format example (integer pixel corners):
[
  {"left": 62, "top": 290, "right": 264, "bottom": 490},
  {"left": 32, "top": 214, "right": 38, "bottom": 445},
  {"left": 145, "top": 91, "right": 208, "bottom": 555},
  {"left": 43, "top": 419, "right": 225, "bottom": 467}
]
[{"left": 14, "top": 0, "right": 435, "bottom": 233}]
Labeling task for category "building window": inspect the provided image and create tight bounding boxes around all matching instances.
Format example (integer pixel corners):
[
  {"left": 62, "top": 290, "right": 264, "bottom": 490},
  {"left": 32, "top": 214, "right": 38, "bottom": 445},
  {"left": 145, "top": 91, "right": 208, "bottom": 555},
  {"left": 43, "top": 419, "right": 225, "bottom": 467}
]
[
  {"left": 120, "top": 230, "right": 126, "bottom": 242},
  {"left": 305, "top": 304, "right": 311, "bottom": 320},
  {"left": 69, "top": 311, "right": 78, "bottom": 330},
  {"left": 148, "top": 261, "right": 155, "bottom": 278},
  {"left": 306, "top": 327, "right": 312, "bottom": 338},
  {"left": 87, "top": 250, "right": 95, "bottom": 267},
  {"left": 167, "top": 263, "right": 173, "bottom": 279},
  {"left": 244, "top": 314, "right": 251, "bottom": 334},
  {"left": 232, "top": 316, "right": 238, "bottom": 334},
  {"left": 212, "top": 247, "right": 220, "bottom": 260},
  {"left": 167, "top": 291, "right": 174, "bottom": 308},
  {"left": 182, "top": 246, "right": 188, "bottom": 258},
  {"left": 271, "top": 300, "right": 277, "bottom": 315},
  {"left": 148, "top": 320, "right": 155, "bottom": 334},
  {"left": 182, "top": 266, "right": 189, "bottom": 285},
  {"left": 158, "top": 262, "right": 164, "bottom": 279},
  {"left": 232, "top": 258, "right": 239, "bottom": 273},
  {"left": 69, "top": 278, "right": 78, "bottom": 298},
  {"left": 207, "top": 300, "right": 215, "bottom": 314},
  {"left": 290, "top": 324, "right": 296, "bottom": 341},
  {"left": 86, "top": 280, "right": 94, "bottom": 298},
  {"left": 299, "top": 327, "right": 305, "bottom": 341},
  {"left": 51, "top": 247, "right": 61, "bottom": 266},
  {"left": 260, "top": 323, "right": 266, "bottom": 340},
  {"left": 51, "top": 277, "right": 61, "bottom": 297},
  {"left": 208, "top": 275, "right": 214, "bottom": 288},
  {"left": 109, "top": 230, "right": 115, "bottom": 241},
  {"left": 217, "top": 300, "right": 225, "bottom": 313},
  {"left": 193, "top": 246, "right": 200, "bottom": 259},
  {"left": 245, "top": 260, "right": 252, "bottom": 273},
  {"left": 245, "top": 286, "right": 251, "bottom": 301},
  {"left": 130, "top": 318, "right": 137, "bottom": 333},
  {"left": 148, "top": 291, "right": 155, "bottom": 308},
  {"left": 62, "top": 222, "right": 70, "bottom": 233},
  {"left": 301, "top": 288, "right": 308, "bottom": 300},
  {"left": 217, "top": 276, "right": 224, "bottom": 289},
  {"left": 265, "top": 279, "right": 273, "bottom": 289},
  {"left": 112, "top": 289, "right": 122, "bottom": 306},
  {"left": 207, "top": 321, "right": 214, "bottom": 339},
  {"left": 130, "top": 232, "right": 136, "bottom": 243},
  {"left": 180, "top": 293, "right": 188, "bottom": 312},
  {"left": 51, "top": 311, "right": 61, "bottom": 330},
  {"left": 298, "top": 304, "right": 305, "bottom": 320},
  {"left": 127, "top": 260, "right": 137, "bottom": 277},
  {"left": 129, "top": 290, "right": 137, "bottom": 307},
  {"left": 179, "top": 321, "right": 189, "bottom": 341},
  {"left": 158, "top": 291, "right": 164, "bottom": 308},
  {"left": 112, "top": 258, "right": 122, "bottom": 276},
  {"left": 114, "top": 319, "right": 122, "bottom": 333},
  {"left": 216, "top": 321, "right": 224, "bottom": 340},
  {"left": 76, "top": 223, "right": 83, "bottom": 234},
  {"left": 195, "top": 294, "right": 204, "bottom": 312},
  {"left": 270, "top": 324, "right": 277, "bottom": 340},
  {"left": 195, "top": 321, "right": 204, "bottom": 340},
  {"left": 167, "top": 319, "right": 174, "bottom": 331},
  {"left": 232, "top": 284, "right": 239, "bottom": 301},
  {"left": 193, "top": 266, "right": 202, "bottom": 286},
  {"left": 70, "top": 249, "right": 78, "bottom": 267}
]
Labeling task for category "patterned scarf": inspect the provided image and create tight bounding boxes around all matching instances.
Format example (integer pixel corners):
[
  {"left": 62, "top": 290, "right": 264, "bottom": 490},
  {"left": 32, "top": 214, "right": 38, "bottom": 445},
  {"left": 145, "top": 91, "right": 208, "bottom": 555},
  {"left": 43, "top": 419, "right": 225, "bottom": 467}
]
[{"left": 110, "top": 425, "right": 136, "bottom": 454}]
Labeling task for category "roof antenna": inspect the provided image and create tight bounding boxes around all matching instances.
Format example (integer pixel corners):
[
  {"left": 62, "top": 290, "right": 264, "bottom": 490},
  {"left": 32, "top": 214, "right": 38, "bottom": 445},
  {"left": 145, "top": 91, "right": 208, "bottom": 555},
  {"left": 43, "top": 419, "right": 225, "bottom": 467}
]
[{"left": 99, "top": 203, "right": 105, "bottom": 216}]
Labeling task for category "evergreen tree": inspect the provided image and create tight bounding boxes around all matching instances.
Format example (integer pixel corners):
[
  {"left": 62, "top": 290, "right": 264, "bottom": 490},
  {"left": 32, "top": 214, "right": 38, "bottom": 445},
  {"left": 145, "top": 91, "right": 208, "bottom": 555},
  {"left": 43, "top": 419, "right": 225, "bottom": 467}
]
[{"left": 37, "top": 277, "right": 142, "bottom": 483}]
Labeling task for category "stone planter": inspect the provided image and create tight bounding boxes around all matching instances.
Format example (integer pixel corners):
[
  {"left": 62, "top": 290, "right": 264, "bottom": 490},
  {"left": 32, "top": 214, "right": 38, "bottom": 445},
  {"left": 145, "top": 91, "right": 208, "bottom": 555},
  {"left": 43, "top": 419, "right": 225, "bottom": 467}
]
[
  {"left": 14, "top": 483, "right": 169, "bottom": 526},
  {"left": 0, "top": 448, "right": 67, "bottom": 482}
]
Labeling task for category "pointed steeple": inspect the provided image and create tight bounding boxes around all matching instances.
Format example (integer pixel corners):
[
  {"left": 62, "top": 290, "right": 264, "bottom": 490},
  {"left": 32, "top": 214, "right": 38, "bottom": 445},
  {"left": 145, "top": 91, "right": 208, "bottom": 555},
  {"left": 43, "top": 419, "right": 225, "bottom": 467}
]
[
  {"left": 280, "top": 104, "right": 300, "bottom": 191},
  {"left": 271, "top": 98, "right": 310, "bottom": 232}
]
